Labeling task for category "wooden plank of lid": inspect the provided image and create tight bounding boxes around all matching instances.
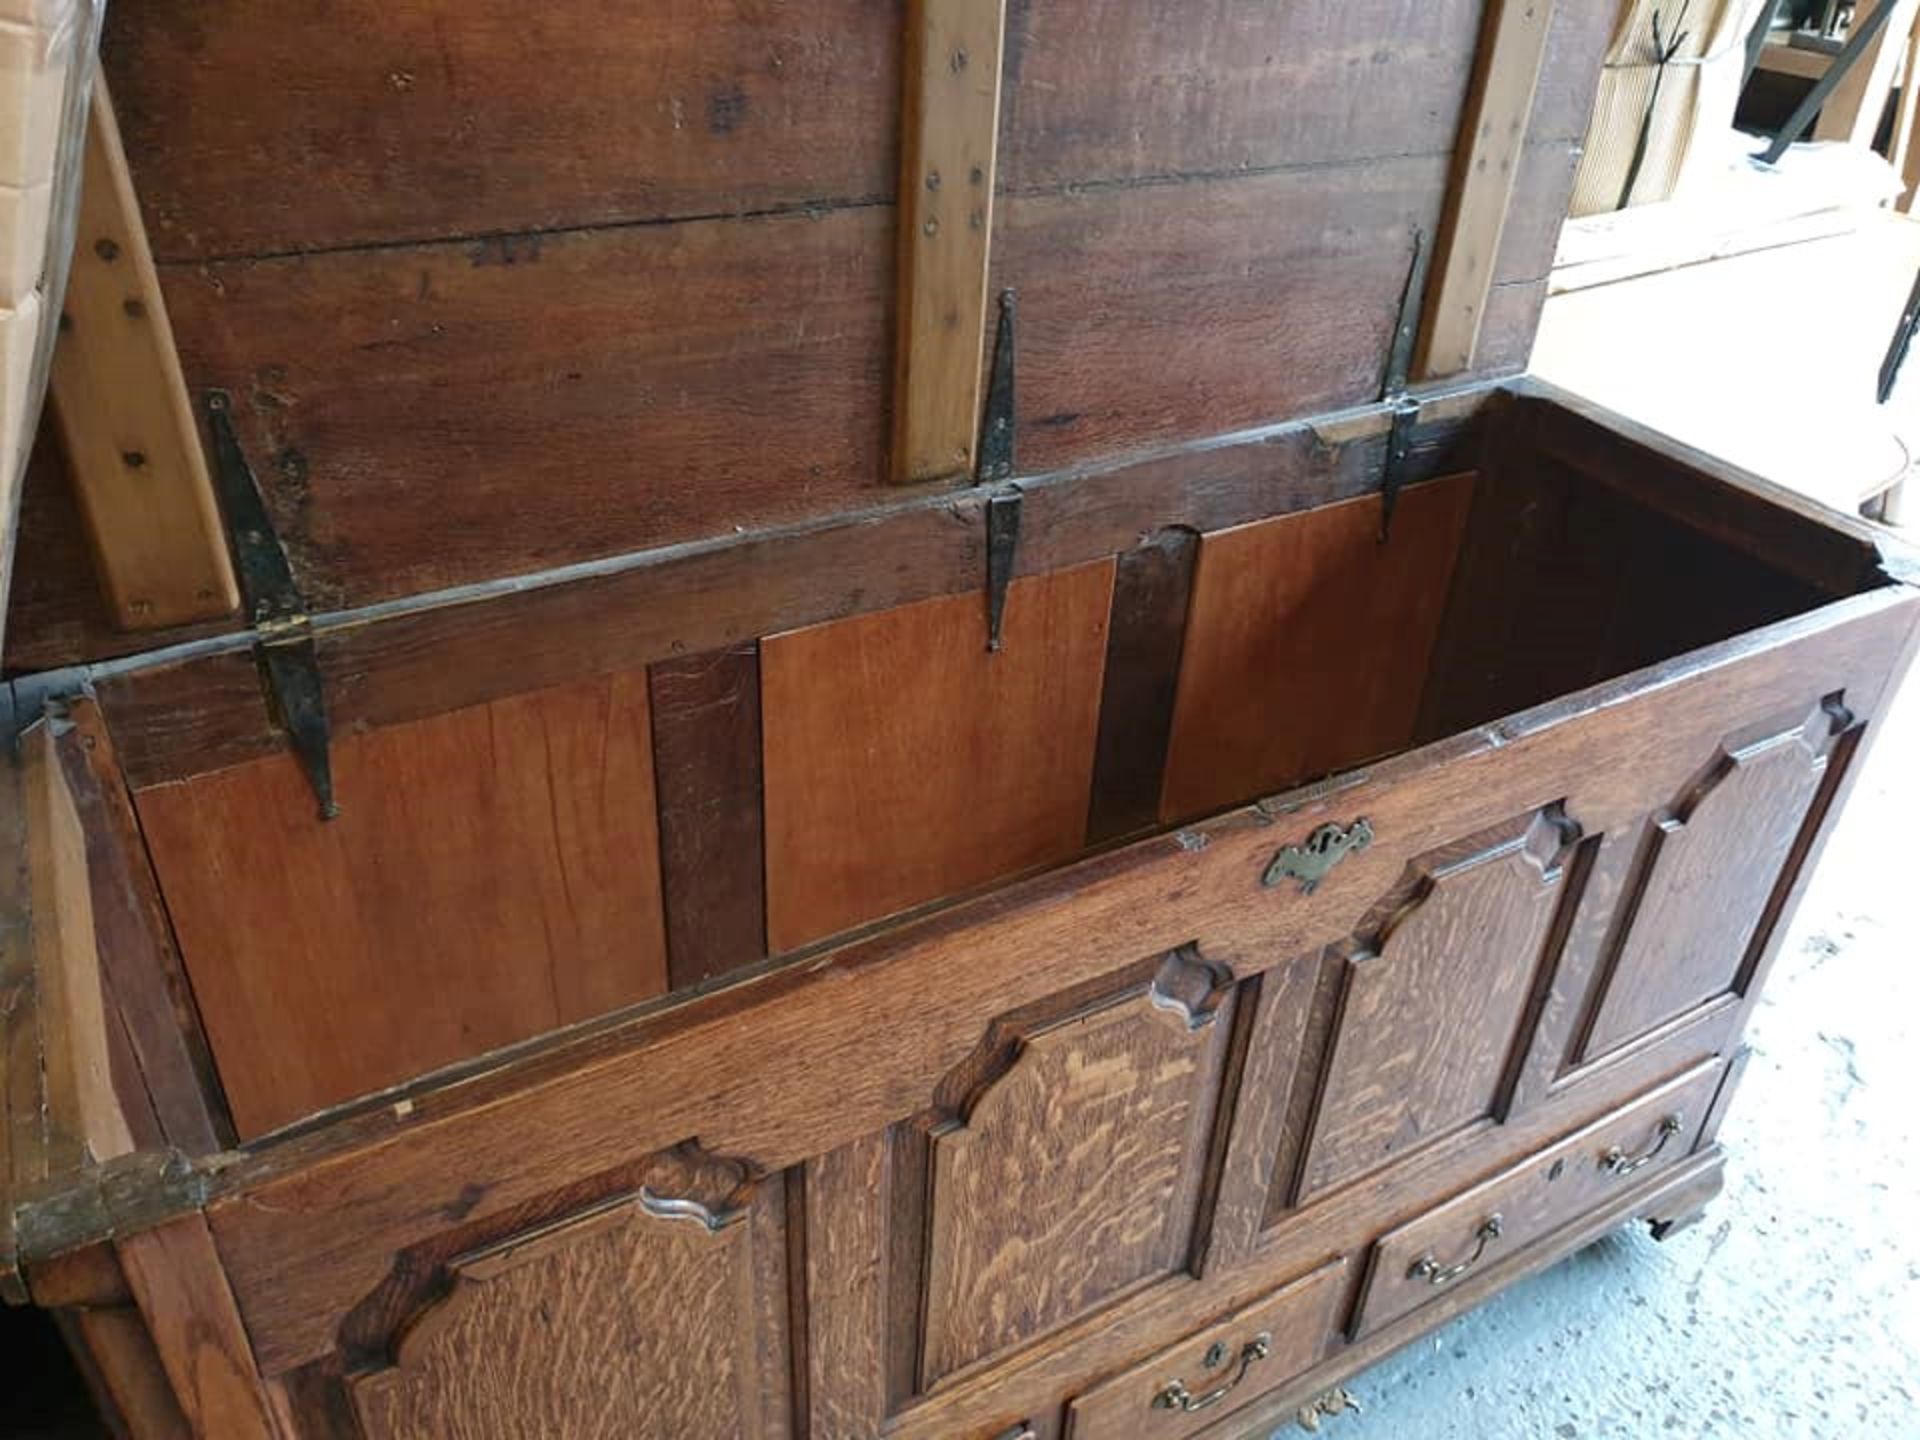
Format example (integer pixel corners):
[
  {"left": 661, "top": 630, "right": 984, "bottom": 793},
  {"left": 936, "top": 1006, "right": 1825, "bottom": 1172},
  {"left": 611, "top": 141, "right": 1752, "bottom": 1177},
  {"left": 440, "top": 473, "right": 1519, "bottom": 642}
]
[
  {"left": 892, "top": 0, "right": 1008, "bottom": 485},
  {"left": 1420, "top": 0, "right": 1557, "bottom": 379},
  {"left": 50, "top": 82, "right": 237, "bottom": 630}
]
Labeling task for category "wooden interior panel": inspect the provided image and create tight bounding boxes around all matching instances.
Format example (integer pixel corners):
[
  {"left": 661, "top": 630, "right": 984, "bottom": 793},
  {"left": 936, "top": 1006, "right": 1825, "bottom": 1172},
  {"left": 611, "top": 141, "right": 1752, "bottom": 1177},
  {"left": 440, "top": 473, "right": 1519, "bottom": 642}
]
[
  {"left": 159, "top": 205, "right": 890, "bottom": 611},
  {"left": 135, "top": 673, "right": 669, "bottom": 1138},
  {"left": 350, "top": 1179, "right": 793, "bottom": 1440},
  {"left": 918, "top": 952, "right": 1236, "bottom": 1387},
  {"left": 1296, "top": 809, "right": 1576, "bottom": 1203},
  {"left": 1580, "top": 703, "right": 1840, "bottom": 1061},
  {"left": 104, "top": 0, "right": 899, "bottom": 260},
  {"left": 1159, "top": 476, "right": 1476, "bottom": 824},
  {"left": 992, "top": 158, "right": 1449, "bottom": 475},
  {"left": 761, "top": 560, "right": 1114, "bottom": 953}
]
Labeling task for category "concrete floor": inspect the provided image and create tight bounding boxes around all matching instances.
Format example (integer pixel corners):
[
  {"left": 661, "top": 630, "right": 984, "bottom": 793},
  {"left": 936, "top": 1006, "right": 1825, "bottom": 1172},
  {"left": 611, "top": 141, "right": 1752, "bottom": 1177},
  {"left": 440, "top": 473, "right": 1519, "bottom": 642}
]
[{"left": 1271, "top": 650, "right": 1920, "bottom": 1438}]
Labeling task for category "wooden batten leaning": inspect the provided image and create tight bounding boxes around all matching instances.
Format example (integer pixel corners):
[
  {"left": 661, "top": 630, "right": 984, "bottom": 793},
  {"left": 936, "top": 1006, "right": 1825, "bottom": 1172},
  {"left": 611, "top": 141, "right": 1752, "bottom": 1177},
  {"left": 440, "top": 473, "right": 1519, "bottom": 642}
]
[{"left": 3, "top": 5, "right": 1918, "bottom": 1440}]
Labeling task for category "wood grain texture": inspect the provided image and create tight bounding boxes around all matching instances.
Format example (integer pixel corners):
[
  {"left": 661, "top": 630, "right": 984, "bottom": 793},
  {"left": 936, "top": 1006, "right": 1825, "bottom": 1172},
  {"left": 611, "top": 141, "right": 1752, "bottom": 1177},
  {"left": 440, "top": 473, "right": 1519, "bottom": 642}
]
[
  {"left": 919, "top": 954, "right": 1236, "bottom": 1386},
  {"left": 21, "top": 722, "right": 135, "bottom": 1168},
  {"left": 1418, "top": 0, "right": 1557, "bottom": 378},
  {"left": 68, "top": 1304, "right": 195, "bottom": 1440},
  {"left": 1296, "top": 809, "right": 1576, "bottom": 1203},
  {"left": 157, "top": 204, "right": 891, "bottom": 612},
  {"left": 761, "top": 560, "right": 1114, "bottom": 951},
  {"left": 103, "top": 0, "right": 899, "bottom": 260},
  {"left": 351, "top": 1185, "right": 793, "bottom": 1440},
  {"left": 190, "top": 584, "right": 1919, "bottom": 1378},
  {"left": 893, "top": 0, "right": 1006, "bottom": 485},
  {"left": 1350, "top": 1062, "right": 1721, "bottom": 1339},
  {"left": 134, "top": 672, "right": 670, "bottom": 1138},
  {"left": 50, "top": 85, "right": 236, "bottom": 630},
  {"left": 1061, "top": 1259, "right": 1346, "bottom": 1440},
  {"left": 1160, "top": 477, "right": 1476, "bottom": 824},
  {"left": 1580, "top": 704, "right": 1838, "bottom": 1060},
  {"left": 803, "top": 1133, "right": 890, "bottom": 1438},
  {"left": 88, "top": 399, "right": 1484, "bottom": 786},
  {"left": 53, "top": 701, "right": 229, "bottom": 1154},
  {"left": 649, "top": 645, "right": 767, "bottom": 992},
  {"left": 0, "top": 737, "right": 46, "bottom": 1211},
  {"left": 116, "top": 1214, "right": 280, "bottom": 1440},
  {"left": 1085, "top": 529, "right": 1197, "bottom": 845}
]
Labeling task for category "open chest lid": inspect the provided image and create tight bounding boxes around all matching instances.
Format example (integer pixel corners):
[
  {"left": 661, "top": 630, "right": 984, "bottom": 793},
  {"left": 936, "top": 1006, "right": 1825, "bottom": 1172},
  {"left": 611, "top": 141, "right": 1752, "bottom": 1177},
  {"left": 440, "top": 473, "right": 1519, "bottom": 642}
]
[{"left": 3, "top": 0, "right": 1619, "bottom": 679}]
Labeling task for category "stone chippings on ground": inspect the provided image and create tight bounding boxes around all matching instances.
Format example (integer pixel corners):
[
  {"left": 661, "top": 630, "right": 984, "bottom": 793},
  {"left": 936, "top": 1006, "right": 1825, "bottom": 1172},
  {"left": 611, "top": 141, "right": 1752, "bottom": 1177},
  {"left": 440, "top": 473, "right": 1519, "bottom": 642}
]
[{"left": 1273, "top": 671, "right": 1920, "bottom": 1440}]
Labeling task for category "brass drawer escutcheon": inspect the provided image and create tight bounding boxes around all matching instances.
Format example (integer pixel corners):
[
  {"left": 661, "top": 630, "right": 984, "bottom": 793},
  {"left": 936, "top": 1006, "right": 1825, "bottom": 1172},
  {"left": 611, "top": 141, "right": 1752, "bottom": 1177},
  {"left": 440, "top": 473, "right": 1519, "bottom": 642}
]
[
  {"left": 1263, "top": 818, "right": 1374, "bottom": 894},
  {"left": 1151, "top": 1332, "right": 1274, "bottom": 1415}
]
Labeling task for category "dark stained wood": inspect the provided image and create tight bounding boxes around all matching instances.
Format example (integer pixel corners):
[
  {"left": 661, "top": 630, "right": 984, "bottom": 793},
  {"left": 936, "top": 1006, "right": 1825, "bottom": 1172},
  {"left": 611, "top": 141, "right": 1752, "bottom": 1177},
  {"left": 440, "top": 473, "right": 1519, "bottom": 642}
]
[
  {"left": 104, "top": 1, "right": 900, "bottom": 261},
  {"left": 918, "top": 953, "right": 1236, "bottom": 1386},
  {"left": 1061, "top": 1258, "right": 1346, "bottom": 1440},
  {"left": 115, "top": 1214, "right": 281, "bottom": 1440},
  {"left": 180, "top": 584, "right": 1916, "bottom": 1376},
  {"left": 93, "top": 399, "right": 1485, "bottom": 789},
  {"left": 1295, "top": 809, "right": 1577, "bottom": 1202},
  {"left": 133, "top": 671, "right": 671, "bottom": 1138},
  {"left": 1085, "top": 529, "right": 1197, "bottom": 845},
  {"left": 159, "top": 204, "right": 891, "bottom": 614},
  {"left": 1160, "top": 477, "right": 1476, "bottom": 823},
  {"left": 761, "top": 560, "right": 1114, "bottom": 951},
  {"left": 1578, "top": 703, "right": 1841, "bottom": 1061},
  {"left": 648, "top": 645, "right": 768, "bottom": 991},
  {"left": 52, "top": 703, "right": 229, "bottom": 1154},
  {"left": 66, "top": 1304, "right": 194, "bottom": 1440}
]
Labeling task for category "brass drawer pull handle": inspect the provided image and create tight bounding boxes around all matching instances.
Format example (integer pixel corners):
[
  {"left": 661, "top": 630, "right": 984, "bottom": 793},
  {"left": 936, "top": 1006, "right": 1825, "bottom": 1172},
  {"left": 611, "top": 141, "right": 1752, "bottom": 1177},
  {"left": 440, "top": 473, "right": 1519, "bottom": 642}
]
[
  {"left": 1408, "top": 1215, "right": 1504, "bottom": 1286},
  {"left": 1151, "top": 1333, "right": 1273, "bottom": 1415},
  {"left": 1601, "top": 1113, "right": 1684, "bottom": 1177}
]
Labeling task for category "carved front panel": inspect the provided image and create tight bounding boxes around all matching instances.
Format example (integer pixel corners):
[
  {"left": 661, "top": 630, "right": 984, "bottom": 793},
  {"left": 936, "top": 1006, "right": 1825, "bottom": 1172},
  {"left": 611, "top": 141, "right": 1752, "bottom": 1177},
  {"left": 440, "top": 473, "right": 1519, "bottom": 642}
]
[
  {"left": 1579, "top": 701, "right": 1845, "bottom": 1061},
  {"left": 917, "top": 951, "right": 1238, "bottom": 1388},
  {"left": 1293, "top": 808, "right": 1579, "bottom": 1203},
  {"left": 349, "top": 1148, "right": 792, "bottom": 1440}
]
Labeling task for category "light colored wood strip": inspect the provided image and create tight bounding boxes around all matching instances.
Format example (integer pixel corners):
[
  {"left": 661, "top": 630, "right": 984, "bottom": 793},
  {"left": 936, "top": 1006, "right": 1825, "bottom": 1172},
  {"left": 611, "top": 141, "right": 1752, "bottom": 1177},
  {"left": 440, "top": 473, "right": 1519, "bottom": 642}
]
[
  {"left": 1419, "top": 0, "right": 1557, "bottom": 379},
  {"left": 51, "top": 82, "right": 237, "bottom": 629},
  {"left": 22, "top": 721, "right": 135, "bottom": 1168},
  {"left": 117, "top": 1214, "right": 282, "bottom": 1440},
  {"left": 891, "top": 0, "right": 1007, "bottom": 485}
]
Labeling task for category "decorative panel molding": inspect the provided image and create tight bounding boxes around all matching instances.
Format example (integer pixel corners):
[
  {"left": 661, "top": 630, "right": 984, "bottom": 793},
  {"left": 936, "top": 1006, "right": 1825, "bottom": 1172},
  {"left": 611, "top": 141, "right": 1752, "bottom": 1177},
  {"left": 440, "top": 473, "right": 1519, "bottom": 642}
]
[
  {"left": 1577, "top": 700, "right": 1848, "bottom": 1062},
  {"left": 1293, "top": 807, "right": 1581, "bottom": 1204},
  {"left": 916, "top": 949, "right": 1238, "bottom": 1389},
  {"left": 349, "top": 1145, "right": 792, "bottom": 1440}
]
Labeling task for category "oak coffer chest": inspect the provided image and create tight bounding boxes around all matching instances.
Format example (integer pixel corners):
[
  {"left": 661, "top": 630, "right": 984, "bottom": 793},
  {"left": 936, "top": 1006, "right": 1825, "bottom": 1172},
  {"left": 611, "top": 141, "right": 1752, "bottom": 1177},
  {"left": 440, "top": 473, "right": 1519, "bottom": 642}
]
[{"left": 3, "top": 4, "right": 1917, "bottom": 1439}]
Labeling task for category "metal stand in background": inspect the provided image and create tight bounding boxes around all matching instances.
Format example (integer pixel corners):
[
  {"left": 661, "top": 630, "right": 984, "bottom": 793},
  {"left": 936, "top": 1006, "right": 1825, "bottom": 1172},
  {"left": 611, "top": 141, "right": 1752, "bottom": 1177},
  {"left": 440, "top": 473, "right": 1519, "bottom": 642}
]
[
  {"left": 1759, "top": 0, "right": 1906, "bottom": 164},
  {"left": 1876, "top": 264, "right": 1920, "bottom": 525},
  {"left": 1743, "top": 0, "right": 1789, "bottom": 86}
]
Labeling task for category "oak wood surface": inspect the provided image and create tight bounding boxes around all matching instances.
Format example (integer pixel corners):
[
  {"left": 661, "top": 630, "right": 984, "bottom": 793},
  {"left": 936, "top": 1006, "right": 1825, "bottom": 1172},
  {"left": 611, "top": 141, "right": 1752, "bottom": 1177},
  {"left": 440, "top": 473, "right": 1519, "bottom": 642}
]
[
  {"left": 49, "top": 85, "right": 235, "bottom": 631},
  {"left": 115, "top": 1214, "right": 280, "bottom": 1440},
  {"left": 648, "top": 645, "right": 768, "bottom": 992},
  {"left": 803, "top": 1133, "right": 891, "bottom": 1437},
  {"left": 893, "top": 0, "right": 1006, "bottom": 485},
  {"left": 1159, "top": 477, "right": 1475, "bottom": 823},
  {"left": 134, "top": 671, "right": 670, "bottom": 1138},
  {"left": 761, "top": 561, "right": 1113, "bottom": 951},
  {"left": 184, "top": 583, "right": 1916, "bottom": 1375}
]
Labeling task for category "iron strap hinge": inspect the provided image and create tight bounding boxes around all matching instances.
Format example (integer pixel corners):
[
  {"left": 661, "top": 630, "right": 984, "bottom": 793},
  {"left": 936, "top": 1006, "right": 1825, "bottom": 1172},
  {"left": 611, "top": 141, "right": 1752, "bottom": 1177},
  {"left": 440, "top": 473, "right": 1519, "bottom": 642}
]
[
  {"left": 205, "top": 391, "right": 340, "bottom": 820},
  {"left": 979, "top": 287, "right": 1021, "bottom": 651},
  {"left": 1378, "top": 228, "right": 1433, "bottom": 543}
]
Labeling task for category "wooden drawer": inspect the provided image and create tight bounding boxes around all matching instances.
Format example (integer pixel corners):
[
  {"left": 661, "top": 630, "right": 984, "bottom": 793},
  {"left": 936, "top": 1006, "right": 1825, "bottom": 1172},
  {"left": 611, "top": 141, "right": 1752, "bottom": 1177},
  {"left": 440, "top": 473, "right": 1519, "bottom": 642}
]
[
  {"left": 1064, "top": 1259, "right": 1347, "bottom": 1440},
  {"left": 1351, "top": 1061, "right": 1724, "bottom": 1339}
]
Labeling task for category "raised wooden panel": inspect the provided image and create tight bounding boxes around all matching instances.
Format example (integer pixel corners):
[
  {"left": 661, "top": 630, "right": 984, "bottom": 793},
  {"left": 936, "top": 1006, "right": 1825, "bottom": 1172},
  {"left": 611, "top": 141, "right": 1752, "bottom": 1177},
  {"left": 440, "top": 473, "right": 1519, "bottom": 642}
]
[
  {"left": 1579, "top": 701, "right": 1845, "bottom": 1061},
  {"left": 762, "top": 560, "right": 1114, "bottom": 952},
  {"left": 918, "top": 950, "right": 1237, "bottom": 1388},
  {"left": 350, "top": 1149, "right": 792, "bottom": 1440},
  {"left": 135, "top": 672, "right": 670, "bottom": 1139},
  {"left": 1160, "top": 477, "right": 1476, "bottom": 823},
  {"left": 1293, "top": 807, "right": 1579, "bottom": 1204}
]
